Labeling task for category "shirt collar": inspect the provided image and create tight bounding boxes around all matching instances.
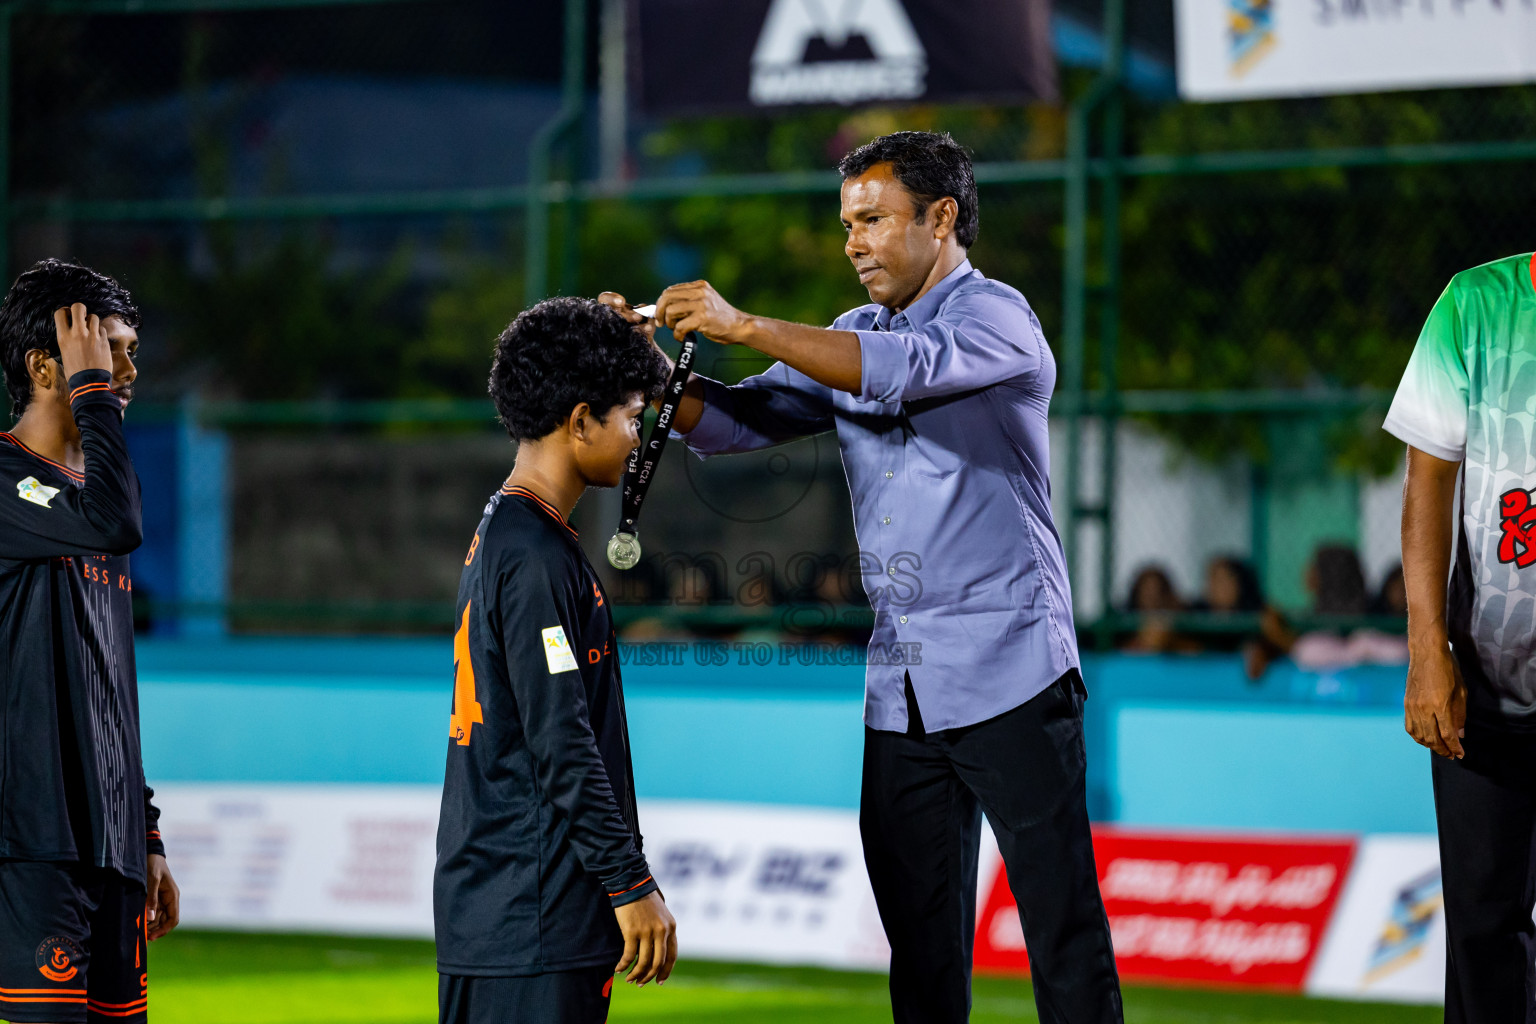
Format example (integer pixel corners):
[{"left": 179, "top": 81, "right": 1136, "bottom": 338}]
[{"left": 874, "top": 259, "right": 975, "bottom": 331}]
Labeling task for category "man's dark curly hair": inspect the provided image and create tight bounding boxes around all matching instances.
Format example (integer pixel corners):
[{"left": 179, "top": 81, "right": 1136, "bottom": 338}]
[
  {"left": 838, "top": 131, "right": 979, "bottom": 249},
  {"left": 490, "top": 296, "right": 669, "bottom": 441},
  {"left": 1, "top": 259, "right": 141, "bottom": 419}
]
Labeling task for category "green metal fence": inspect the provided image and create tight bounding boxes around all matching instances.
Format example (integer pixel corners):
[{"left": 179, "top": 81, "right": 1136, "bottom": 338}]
[{"left": 4, "top": 0, "right": 1531, "bottom": 638}]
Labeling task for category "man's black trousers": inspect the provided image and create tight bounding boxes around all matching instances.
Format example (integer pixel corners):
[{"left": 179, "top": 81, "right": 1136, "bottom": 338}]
[
  {"left": 860, "top": 671, "right": 1123, "bottom": 1024},
  {"left": 1432, "top": 722, "right": 1536, "bottom": 1024}
]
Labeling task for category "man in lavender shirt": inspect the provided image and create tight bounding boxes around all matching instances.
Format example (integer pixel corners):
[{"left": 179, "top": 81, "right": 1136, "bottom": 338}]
[{"left": 608, "top": 132, "right": 1122, "bottom": 1023}]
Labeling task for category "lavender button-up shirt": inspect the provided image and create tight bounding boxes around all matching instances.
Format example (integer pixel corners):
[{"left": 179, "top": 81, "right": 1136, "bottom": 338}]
[{"left": 680, "top": 260, "right": 1079, "bottom": 732}]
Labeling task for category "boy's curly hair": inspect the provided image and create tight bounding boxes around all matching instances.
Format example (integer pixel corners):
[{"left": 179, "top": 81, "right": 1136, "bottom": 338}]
[{"left": 490, "top": 297, "right": 669, "bottom": 441}]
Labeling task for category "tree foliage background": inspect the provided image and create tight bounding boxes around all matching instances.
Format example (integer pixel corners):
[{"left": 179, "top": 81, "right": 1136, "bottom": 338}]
[{"left": 12, "top": 6, "right": 1536, "bottom": 475}]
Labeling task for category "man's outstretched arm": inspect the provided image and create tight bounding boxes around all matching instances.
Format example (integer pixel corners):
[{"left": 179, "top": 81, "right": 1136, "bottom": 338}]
[
  {"left": 653, "top": 279, "right": 1044, "bottom": 406},
  {"left": 655, "top": 281, "right": 862, "bottom": 395},
  {"left": 1401, "top": 444, "right": 1465, "bottom": 759},
  {"left": 599, "top": 291, "right": 836, "bottom": 449}
]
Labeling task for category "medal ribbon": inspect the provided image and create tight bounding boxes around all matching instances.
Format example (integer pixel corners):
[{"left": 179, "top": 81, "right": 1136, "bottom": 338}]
[{"left": 612, "top": 332, "right": 697, "bottom": 549}]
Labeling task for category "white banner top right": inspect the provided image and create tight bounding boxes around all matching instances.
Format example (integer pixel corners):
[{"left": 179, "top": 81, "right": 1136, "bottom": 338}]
[{"left": 1175, "top": 0, "right": 1536, "bottom": 100}]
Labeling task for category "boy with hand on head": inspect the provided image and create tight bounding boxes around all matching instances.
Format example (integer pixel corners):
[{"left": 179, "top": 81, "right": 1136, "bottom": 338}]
[
  {"left": 434, "top": 297, "right": 676, "bottom": 1024},
  {"left": 0, "top": 259, "right": 178, "bottom": 1024}
]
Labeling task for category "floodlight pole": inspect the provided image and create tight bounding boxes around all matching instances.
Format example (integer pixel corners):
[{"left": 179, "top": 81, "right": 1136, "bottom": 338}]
[
  {"left": 526, "top": 0, "right": 588, "bottom": 306},
  {"left": 1061, "top": 0, "right": 1125, "bottom": 640}
]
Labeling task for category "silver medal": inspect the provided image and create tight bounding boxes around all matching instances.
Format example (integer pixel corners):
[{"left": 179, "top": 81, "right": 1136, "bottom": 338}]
[{"left": 606, "top": 531, "right": 642, "bottom": 570}]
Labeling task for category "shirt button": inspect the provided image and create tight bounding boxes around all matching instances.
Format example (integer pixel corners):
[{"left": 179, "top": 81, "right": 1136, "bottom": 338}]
[
  {"left": 899, "top": 615, "right": 908, "bottom": 624},
  {"left": 882, "top": 516, "right": 892, "bottom": 525},
  {"left": 887, "top": 567, "right": 897, "bottom": 577},
  {"left": 885, "top": 470, "right": 894, "bottom": 478}
]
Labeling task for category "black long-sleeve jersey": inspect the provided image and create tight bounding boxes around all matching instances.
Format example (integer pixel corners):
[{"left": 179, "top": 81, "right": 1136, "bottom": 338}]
[
  {"left": 434, "top": 484, "right": 656, "bottom": 977},
  {"left": 0, "top": 370, "right": 162, "bottom": 885}
]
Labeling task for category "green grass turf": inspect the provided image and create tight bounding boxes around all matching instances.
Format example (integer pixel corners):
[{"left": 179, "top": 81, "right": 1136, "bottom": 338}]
[{"left": 140, "top": 931, "right": 1442, "bottom": 1024}]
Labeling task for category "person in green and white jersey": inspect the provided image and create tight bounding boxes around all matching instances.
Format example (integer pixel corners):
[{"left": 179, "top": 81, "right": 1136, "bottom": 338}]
[{"left": 1385, "top": 251, "right": 1536, "bottom": 1024}]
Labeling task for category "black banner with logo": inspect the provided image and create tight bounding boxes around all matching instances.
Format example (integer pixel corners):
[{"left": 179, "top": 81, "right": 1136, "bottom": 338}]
[{"left": 631, "top": 0, "right": 1057, "bottom": 115}]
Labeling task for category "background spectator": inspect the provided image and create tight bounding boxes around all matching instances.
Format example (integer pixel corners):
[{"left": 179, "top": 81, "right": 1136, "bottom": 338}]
[
  {"left": 1284, "top": 544, "right": 1408, "bottom": 670},
  {"left": 1372, "top": 563, "right": 1408, "bottom": 617},
  {"left": 1120, "top": 564, "right": 1198, "bottom": 654},
  {"left": 1200, "top": 556, "right": 1266, "bottom": 616},
  {"left": 1309, "top": 544, "right": 1368, "bottom": 616},
  {"left": 1191, "top": 556, "right": 1275, "bottom": 672}
]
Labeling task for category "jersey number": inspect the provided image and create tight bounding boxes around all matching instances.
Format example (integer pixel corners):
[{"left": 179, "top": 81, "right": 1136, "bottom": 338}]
[{"left": 450, "top": 602, "right": 484, "bottom": 746}]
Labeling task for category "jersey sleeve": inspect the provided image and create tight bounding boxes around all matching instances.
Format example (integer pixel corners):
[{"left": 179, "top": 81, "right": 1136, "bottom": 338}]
[
  {"left": 0, "top": 370, "right": 143, "bottom": 560},
  {"left": 1384, "top": 283, "right": 1470, "bottom": 462},
  {"left": 145, "top": 785, "right": 165, "bottom": 858},
  {"left": 493, "top": 544, "right": 657, "bottom": 907}
]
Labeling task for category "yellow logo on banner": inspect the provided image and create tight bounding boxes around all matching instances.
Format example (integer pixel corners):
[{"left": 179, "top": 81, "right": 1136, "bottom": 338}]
[
  {"left": 1228, "top": 0, "right": 1276, "bottom": 77},
  {"left": 1363, "top": 868, "right": 1443, "bottom": 984}
]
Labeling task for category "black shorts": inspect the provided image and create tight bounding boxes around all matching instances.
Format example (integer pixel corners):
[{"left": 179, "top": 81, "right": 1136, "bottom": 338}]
[
  {"left": 439, "top": 966, "right": 614, "bottom": 1024},
  {"left": 0, "top": 861, "right": 147, "bottom": 1024}
]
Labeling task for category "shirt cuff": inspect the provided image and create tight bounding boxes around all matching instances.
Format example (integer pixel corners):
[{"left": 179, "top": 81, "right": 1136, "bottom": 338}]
[
  {"left": 670, "top": 376, "right": 735, "bottom": 457},
  {"left": 608, "top": 874, "right": 659, "bottom": 908},
  {"left": 1383, "top": 414, "right": 1465, "bottom": 463},
  {"left": 146, "top": 829, "right": 166, "bottom": 859},
  {"left": 66, "top": 369, "right": 118, "bottom": 410},
  {"left": 856, "top": 330, "right": 909, "bottom": 404}
]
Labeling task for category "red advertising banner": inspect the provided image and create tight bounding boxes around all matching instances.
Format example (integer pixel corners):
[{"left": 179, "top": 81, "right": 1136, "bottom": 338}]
[{"left": 974, "top": 828, "right": 1358, "bottom": 989}]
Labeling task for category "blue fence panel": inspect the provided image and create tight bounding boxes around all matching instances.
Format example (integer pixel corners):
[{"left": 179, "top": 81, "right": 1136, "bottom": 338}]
[
  {"left": 1112, "top": 703, "right": 1434, "bottom": 834},
  {"left": 136, "top": 641, "right": 1419, "bottom": 833}
]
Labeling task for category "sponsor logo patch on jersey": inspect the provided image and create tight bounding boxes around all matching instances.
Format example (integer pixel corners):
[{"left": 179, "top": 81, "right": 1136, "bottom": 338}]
[
  {"left": 16, "top": 475, "right": 60, "bottom": 508},
  {"left": 1498, "top": 486, "right": 1536, "bottom": 567},
  {"left": 35, "top": 936, "right": 83, "bottom": 982},
  {"left": 542, "top": 625, "right": 579, "bottom": 674}
]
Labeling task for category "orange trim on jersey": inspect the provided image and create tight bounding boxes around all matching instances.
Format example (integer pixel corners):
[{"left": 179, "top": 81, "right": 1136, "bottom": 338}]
[
  {"left": 68, "top": 382, "right": 114, "bottom": 403},
  {"left": 609, "top": 875, "right": 654, "bottom": 897},
  {"left": 502, "top": 485, "right": 580, "bottom": 539},
  {"left": 87, "top": 996, "right": 149, "bottom": 1010},
  {"left": 87, "top": 1001, "right": 148, "bottom": 1016},
  {"left": 0, "top": 986, "right": 88, "bottom": 995},
  {"left": 502, "top": 484, "right": 565, "bottom": 521},
  {"left": 0, "top": 993, "right": 89, "bottom": 1004},
  {"left": 0, "top": 432, "right": 84, "bottom": 482}
]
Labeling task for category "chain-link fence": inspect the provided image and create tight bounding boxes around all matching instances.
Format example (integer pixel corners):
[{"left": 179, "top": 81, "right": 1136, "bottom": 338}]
[{"left": 7, "top": 0, "right": 1531, "bottom": 646}]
